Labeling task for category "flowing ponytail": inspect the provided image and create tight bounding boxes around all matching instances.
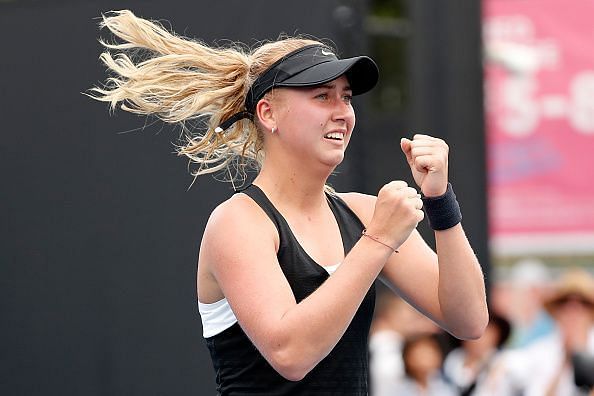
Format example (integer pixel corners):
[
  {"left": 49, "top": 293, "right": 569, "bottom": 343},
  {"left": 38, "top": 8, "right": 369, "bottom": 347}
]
[{"left": 89, "top": 10, "right": 323, "bottom": 182}]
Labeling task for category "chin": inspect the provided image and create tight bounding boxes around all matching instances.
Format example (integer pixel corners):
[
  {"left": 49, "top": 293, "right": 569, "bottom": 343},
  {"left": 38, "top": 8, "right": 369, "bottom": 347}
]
[{"left": 321, "top": 153, "right": 345, "bottom": 168}]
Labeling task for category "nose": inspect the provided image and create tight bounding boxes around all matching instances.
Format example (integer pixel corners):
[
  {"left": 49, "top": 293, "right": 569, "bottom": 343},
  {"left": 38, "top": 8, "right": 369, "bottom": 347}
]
[{"left": 331, "top": 95, "right": 355, "bottom": 126}]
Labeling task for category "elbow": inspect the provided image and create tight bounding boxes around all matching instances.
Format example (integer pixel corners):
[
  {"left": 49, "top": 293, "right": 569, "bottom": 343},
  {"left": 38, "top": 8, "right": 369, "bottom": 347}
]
[
  {"left": 449, "top": 309, "right": 489, "bottom": 341},
  {"left": 276, "top": 366, "right": 308, "bottom": 382},
  {"left": 268, "top": 347, "right": 312, "bottom": 381},
  {"left": 259, "top": 327, "right": 327, "bottom": 381},
  {"left": 455, "top": 322, "right": 487, "bottom": 341}
]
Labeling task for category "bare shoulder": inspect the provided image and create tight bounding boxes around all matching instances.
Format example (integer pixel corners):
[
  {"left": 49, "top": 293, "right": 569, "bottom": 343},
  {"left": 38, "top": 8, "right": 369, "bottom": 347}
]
[
  {"left": 206, "top": 192, "right": 268, "bottom": 230},
  {"left": 198, "top": 190, "right": 283, "bottom": 302},
  {"left": 202, "top": 192, "right": 278, "bottom": 252},
  {"left": 336, "top": 191, "right": 377, "bottom": 226}
]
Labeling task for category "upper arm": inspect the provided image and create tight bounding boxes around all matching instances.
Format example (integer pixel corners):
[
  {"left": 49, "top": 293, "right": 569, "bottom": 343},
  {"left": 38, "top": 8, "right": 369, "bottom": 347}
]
[
  {"left": 199, "top": 195, "right": 298, "bottom": 354},
  {"left": 338, "top": 192, "right": 445, "bottom": 326}
]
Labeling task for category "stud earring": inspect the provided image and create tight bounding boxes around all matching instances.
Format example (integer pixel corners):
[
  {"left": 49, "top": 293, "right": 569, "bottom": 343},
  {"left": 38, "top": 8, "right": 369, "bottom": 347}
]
[{"left": 271, "top": 127, "right": 276, "bottom": 134}]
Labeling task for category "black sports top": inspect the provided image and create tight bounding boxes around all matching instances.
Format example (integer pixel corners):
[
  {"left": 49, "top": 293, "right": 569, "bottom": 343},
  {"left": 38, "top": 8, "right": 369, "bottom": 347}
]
[{"left": 204, "top": 184, "right": 376, "bottom": 395}]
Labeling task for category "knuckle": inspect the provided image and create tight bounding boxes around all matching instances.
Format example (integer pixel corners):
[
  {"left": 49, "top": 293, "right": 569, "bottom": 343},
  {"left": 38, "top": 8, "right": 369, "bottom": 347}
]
[
  {"left": 418, "top": 210, "right": 425, "bottom": 221},
  {"left": 395, "top": 180, "right": 408, "bottom": 188}
]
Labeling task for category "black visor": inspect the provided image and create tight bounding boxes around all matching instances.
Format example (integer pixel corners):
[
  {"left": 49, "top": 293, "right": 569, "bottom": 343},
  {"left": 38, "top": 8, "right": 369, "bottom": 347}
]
[{"left": 215, "top": 44, "right": 379, "bottom": 132}]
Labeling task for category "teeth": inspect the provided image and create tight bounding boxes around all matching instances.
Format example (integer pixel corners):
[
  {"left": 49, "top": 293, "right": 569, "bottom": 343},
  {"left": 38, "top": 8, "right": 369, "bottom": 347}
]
[{"left": 324, "top": 132, "right": 344, "bottom": 140}]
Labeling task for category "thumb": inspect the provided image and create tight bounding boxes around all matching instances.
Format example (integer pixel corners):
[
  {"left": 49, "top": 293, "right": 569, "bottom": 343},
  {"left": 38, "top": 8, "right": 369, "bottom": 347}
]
[{"left": 400, "top": 137, "right": 413, "bottom": 165}]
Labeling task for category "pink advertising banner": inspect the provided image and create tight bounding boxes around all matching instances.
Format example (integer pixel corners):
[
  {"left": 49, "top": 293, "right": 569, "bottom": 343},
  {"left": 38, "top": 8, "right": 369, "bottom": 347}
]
[{"left": 483, "top": 0, "right": 594, "bottom": 254}]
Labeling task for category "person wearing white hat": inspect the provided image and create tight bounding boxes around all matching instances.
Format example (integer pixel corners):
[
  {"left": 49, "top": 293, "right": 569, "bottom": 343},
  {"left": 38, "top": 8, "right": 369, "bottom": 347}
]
[{"left": 498, "top": 268, "right": 594, "bottom": 396}]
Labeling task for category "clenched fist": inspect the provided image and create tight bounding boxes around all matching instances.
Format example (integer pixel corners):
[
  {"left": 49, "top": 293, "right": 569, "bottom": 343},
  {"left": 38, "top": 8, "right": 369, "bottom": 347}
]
[
  {"left": 367, "top": 180, "right": 424, "bottom": 251},
  {"left": 400, "top": 134, "right": 449, "bottom": 198}
]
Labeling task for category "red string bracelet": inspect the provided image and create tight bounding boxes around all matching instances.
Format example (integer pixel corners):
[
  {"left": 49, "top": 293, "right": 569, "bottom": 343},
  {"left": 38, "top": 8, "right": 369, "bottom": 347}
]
[{"left": 361, "top": 229, "right": 399, "bottom": 253}]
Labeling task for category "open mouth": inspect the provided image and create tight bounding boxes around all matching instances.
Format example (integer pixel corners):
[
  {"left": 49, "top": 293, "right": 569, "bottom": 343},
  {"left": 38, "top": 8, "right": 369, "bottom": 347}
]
[{"left": 323, "top": 131, "right": 345, "bottom": 141}]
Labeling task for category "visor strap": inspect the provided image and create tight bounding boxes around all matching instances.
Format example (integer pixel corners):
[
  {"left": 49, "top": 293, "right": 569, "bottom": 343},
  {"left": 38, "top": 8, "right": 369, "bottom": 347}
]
[{"left": 214, "top": 111, "right": 253, "bottom": 133}]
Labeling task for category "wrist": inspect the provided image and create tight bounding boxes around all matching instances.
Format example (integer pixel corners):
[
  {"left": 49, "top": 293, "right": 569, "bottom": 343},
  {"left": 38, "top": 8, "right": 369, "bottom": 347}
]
[
  {"left": 360, "top": 229, "right": 399, "bottom": 254},
  {"left": 422, "top": 183, "right": 448, "bottom": 198},
  {"left": 422, "top": 183, "right": 462, "bottom": 231}
]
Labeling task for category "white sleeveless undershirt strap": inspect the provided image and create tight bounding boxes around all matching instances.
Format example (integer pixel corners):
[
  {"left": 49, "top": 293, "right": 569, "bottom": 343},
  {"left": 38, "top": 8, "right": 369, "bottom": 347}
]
[
  {"left": 198, "top": 298, "right": 238, "bottom": 338},
  {"left": 324, "top": 263, "right": 340, "bottom": 274},
  {"left": 199, "top": 263, "right": 340, "bottom": 338}
]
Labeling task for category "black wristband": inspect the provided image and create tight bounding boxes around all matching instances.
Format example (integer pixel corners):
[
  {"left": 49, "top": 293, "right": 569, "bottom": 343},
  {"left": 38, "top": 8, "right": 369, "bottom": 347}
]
[{"left": 421, "top": 183, "right": 462, "bottom": 231}]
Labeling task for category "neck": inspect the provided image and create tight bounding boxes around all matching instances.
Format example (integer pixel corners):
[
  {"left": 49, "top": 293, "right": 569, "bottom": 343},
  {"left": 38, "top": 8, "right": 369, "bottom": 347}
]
[
  {"left": 254, "top": 155, "right": 334, "bottom": 211},
  {"left": 414, "top": 373, "right": 430, "bottom": 388}
]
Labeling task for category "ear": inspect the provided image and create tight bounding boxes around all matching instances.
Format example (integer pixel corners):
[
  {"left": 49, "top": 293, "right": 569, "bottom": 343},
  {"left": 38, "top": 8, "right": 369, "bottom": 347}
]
[{"left": 255, "top": 97, "right": 276, "bottom": 132}]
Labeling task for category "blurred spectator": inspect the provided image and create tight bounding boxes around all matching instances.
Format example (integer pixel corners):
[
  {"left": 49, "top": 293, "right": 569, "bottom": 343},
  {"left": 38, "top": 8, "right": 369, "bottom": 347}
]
[
  {"left": 369, "top": 289, "right": 439, "bottom": 396},
  {"left": 503, "top": 258, "right": 555, "bottom": 348},
  {"left": 391, "top": 333, "right": 457, "bottom": 396},
  {"left": 499, "top": 267, "right": 594, "bottom": 395},
  {"left": 442, "top": 312, "right": 512, "bottom": 395}
]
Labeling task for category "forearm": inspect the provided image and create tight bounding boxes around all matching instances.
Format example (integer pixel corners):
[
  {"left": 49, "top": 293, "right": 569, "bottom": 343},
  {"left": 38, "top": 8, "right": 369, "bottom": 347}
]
[
  {"left": 269, "top": 236, "right": 392, "bottom": 379},
  {"left": 435, "top": 223, "right": 488, "bottom": 339},
  {"left": 398, "top": 135, "right": 488, "bottom": 339}
]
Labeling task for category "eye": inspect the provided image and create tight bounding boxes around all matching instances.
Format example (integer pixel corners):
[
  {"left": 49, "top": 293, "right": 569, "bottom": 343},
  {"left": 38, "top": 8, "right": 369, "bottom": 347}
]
[
  {"left": 343, "top": 94, "right": 353, "bottom": 104},
  {"left": 315, "top": 93, "right": 329, "bottom": 100}
]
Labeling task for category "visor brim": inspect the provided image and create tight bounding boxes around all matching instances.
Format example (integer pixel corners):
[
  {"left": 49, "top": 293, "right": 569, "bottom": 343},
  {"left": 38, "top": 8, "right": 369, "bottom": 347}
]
[{"left": 275, "top": 56, "right": 379, "bottom": 96}]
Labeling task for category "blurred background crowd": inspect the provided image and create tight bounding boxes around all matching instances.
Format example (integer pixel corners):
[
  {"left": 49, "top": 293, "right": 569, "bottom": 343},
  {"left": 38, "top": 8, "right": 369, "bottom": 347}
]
[{"left": 369, "top": 261, "right": 594, "bottom": 395}]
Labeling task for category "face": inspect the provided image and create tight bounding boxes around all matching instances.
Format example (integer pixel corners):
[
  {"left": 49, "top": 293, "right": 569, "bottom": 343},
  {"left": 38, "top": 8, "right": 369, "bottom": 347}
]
[
  {"left": 551, "top": 294, "right": 594, "bottom": 326},
  {"left": 550, "top": 294, "right": 594, "bottom": 350},
  {"left": 267, "top": 75, "right": 356, "bottom": 169},
  {"left": 404, "top": 337, "right": 443, "bottom": 381}
]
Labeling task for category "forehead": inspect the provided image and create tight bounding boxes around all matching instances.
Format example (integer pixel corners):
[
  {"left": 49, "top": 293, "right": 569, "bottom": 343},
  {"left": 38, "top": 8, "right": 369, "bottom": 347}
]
[{"left": 266, "top": 76, "right": 354, "bottom": 108}]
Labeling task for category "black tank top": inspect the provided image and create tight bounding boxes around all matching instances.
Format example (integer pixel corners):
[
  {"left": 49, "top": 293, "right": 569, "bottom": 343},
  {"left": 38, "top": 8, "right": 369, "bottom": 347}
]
[{"left": 204, "top": 184, "right": 376, "bottom": 395}]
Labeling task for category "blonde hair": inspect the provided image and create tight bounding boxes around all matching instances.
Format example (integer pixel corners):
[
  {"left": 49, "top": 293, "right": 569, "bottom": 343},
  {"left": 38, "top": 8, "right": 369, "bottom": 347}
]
[{"left": 89, "top": 10, "right": 330, "bottom": 183}]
